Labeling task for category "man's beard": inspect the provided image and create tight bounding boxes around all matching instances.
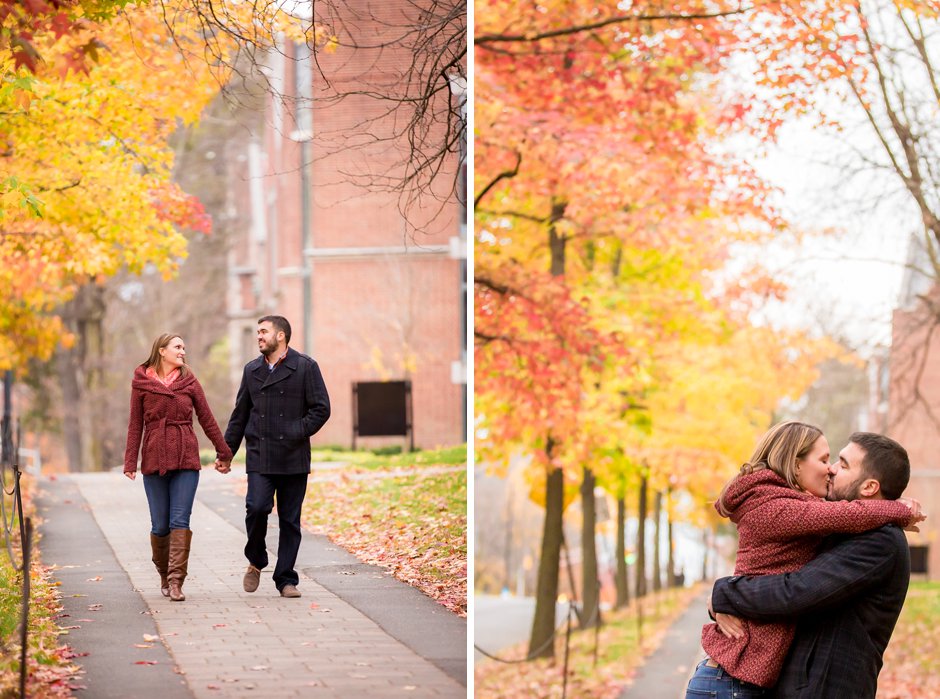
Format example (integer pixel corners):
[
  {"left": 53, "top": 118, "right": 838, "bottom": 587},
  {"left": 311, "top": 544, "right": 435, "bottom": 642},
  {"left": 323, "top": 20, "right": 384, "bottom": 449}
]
[
  {"left": 260, "top": 339, "right": 278, "bottom": 356},
  {"left": 827, "top": 476, "right": 864, "bottom": 502}
]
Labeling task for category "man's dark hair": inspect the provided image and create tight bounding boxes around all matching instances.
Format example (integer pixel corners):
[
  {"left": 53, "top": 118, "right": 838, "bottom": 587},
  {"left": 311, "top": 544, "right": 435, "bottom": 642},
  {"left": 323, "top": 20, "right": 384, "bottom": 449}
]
[
  {"left": 259, "top": 315, "right": 291, "bottom": 345},
  {"left": 849, "top": 432, "right": 910, "bottom": 500}
]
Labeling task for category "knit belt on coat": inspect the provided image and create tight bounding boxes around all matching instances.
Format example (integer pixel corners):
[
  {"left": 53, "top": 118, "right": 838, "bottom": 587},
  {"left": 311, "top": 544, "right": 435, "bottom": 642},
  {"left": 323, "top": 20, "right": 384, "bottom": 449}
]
[{"left": 145, "top": 418, "right": 193, "bottom": 476}]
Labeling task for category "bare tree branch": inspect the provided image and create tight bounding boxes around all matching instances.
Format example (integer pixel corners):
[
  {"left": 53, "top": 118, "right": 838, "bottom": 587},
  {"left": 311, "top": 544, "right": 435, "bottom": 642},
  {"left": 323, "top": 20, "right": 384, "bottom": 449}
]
[{"left": 475, "top": 5, "right": 756, "bottom": 45}]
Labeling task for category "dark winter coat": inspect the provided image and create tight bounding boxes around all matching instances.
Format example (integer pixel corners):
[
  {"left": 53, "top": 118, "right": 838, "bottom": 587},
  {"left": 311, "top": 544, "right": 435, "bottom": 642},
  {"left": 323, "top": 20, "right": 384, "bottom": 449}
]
[
  {"left": 223, "top": 347, "right": 330, "bottom": 475},
  {"left": 712, "top": 525, "right": 910, "bottom": 698},
  {"left": 124, "top": 366, "right": 233, "bottom": 476}
]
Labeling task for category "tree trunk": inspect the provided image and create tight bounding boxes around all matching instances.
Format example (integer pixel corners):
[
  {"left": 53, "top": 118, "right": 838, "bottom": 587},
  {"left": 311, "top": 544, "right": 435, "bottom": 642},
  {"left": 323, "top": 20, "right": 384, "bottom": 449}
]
[
  {"left": 667, "top": 489, "right": 677, "bottom": 588},
  {"left": 526, "top": 200, "right": 571, "bottom": 658},
  {"left": 528, "top": 455, "right": 564, "bottom": 660},
  {"left": 580, "top": 466, "right": 600, "bottom": 629},
  {"left": 652, "top": 490, "right": 662, "bottom": 592},
  {"left": 635, "top": 474, "right": 648, "bottom": 598},
  {"left": 56, "top": 284, "right": 107, "bottom": 472},
  {"left": 56, "top": 347, "right": 84, "bottom": 472},
  {"left": 548, "top": 198, "right": 568, "bottom": 276},
  {"left": 503, "top": 485, "right": 514, "bottom": 592},
  {"left": 702, "top": 527, "right": 710, "bottom": 581},
  {"left": 615, "top": 495, "right": 629, "bottom": 608}
]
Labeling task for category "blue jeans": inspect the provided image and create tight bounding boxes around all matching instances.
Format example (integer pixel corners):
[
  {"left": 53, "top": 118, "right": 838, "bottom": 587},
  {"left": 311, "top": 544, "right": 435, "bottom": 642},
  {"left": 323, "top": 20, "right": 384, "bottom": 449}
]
[
  {"left": 143, "top": 469, "right": 200, "bottom": 535},
  {"left": 685, "top": 659, "right": 768, "bottom": 698}
]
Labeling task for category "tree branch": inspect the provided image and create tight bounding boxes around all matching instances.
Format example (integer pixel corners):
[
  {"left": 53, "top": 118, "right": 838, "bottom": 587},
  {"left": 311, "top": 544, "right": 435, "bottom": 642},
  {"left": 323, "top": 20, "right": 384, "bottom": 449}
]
[
  {"left": 475, "top": 5, "right": 755, "bottom": 45},
  {"left": 475, "top": 151, "right": 521, "bottom": 208}
]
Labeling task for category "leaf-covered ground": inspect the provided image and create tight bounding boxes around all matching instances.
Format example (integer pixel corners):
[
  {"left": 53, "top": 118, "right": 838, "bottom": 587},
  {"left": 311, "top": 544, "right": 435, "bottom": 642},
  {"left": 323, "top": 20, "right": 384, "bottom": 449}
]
[
  {"left": 301, "top": 448, "right": 467, "bottom": 616},
  {"left": 877, "top": 581, "right": 940, "bottom": 698},
  {"left": 0, "top": 483, "right": 82, "bottom": 698},
  {"left": 475, "top": 585, "right": 702, "bottom": 698}
]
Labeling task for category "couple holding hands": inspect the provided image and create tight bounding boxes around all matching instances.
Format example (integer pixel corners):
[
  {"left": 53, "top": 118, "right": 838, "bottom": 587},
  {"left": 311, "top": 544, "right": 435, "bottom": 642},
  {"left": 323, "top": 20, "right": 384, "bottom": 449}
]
[{"left": 122, "top": 315, "right": 330, "bottom": 603}]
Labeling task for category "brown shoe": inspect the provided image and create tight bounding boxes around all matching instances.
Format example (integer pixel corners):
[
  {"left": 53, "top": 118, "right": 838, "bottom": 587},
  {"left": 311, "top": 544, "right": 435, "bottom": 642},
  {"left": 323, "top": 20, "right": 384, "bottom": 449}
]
[
  {"left": 150, "top": 533, "right": 170, "bottom": 597},
  {"left": 167, "top": 529, "right": 192, "bottom": 602},
  {"left": 279, "top": 584, "right": 301, "bottom": 598},
  {"left": 243, "top": 565, "right": 261, "bottom": 593}
]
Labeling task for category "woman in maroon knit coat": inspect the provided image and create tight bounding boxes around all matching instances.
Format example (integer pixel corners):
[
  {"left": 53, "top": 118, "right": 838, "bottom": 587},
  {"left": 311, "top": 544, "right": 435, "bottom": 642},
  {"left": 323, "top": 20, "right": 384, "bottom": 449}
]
[
  {"left": 123, "top": 334, "right": 233, "bottom": 602},
  {"left": 684, "top": 421, "right": 921, "bottom": 698}
]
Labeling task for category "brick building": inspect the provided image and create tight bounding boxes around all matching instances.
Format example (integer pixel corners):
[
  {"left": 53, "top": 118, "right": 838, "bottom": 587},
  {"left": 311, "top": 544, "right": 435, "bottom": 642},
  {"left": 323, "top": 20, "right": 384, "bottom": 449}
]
[
  {"left": 887, "top": 237, "right": 940, "bottom": 578},
  {"left": 224, "top": 4, "right": 467, "bottom": 450}
]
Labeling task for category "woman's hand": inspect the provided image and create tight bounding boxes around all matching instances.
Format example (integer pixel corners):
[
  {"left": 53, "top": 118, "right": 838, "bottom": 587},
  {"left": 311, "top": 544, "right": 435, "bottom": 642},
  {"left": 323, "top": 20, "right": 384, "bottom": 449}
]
[
  {"left": 214, "top": 459, "right": 232, "bottom": 474},
  {"left": 715, "top": 612, "right": 744, "bottom": 640},
  {"left": 124, "top": 471, "right": 136, "bottom": 481},
  {"left": 899, "top": 497, "right": 926, "bottom": 531}
]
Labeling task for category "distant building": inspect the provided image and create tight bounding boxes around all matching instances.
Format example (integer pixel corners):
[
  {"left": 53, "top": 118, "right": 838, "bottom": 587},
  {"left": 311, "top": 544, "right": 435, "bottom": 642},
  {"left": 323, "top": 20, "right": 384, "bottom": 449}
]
[
  {"left": 224, "top": 4, "right": 466, "bottom": 450},
  {"left": 887, "top": 235, "right": 940, "bottom": 579}
]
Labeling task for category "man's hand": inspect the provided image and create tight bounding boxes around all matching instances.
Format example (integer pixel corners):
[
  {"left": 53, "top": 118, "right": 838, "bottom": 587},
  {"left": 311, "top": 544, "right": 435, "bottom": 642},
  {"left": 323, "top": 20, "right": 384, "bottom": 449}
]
[
  {"left": 214, "top": 459, "right": 232, "bottom": 474},
  {"left": 715, "top": 612, "right": 745, "bottom": 640}
]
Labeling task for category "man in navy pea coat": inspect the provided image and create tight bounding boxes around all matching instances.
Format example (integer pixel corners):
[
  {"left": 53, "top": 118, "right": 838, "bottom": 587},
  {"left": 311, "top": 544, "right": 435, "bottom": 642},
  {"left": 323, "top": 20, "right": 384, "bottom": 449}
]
[{"left": 221, "top": 315, "right": 330, "bottom": 597}]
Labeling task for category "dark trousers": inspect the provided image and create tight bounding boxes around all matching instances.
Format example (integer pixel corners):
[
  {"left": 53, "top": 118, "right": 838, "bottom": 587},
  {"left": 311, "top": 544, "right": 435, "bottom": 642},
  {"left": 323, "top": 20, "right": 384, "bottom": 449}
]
[{"left": 245, "top": 472, "right": 309, "bottom": 591}]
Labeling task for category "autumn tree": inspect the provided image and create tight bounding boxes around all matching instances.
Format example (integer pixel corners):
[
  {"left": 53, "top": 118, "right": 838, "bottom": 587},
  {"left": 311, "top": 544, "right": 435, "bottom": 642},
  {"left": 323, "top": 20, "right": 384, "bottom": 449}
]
[
  {"left": 474, "top": 26, "right": 768, "bottom": 661},
  {"left": 475, "top": 0, "right": 857, "bottom": 660}
]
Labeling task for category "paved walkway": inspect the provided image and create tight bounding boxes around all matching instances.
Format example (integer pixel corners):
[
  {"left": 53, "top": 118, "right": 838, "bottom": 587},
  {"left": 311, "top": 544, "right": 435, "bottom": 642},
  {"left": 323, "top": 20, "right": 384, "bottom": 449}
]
[
  {"left": 619, "top": 586, "right": 711, "bottom": 699},
  {"left": 38, "top": 469, "right": 466, "bottom": 699}
]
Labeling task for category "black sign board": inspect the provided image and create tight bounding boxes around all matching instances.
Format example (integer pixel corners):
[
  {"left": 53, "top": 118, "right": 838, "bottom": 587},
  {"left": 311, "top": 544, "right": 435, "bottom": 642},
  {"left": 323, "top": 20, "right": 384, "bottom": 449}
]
[
  {"left": 352, "top": 380, "right": 413, "bottom": 450},
  {"left": 910, "top": 544, "right": 929, "bottom": 575}
]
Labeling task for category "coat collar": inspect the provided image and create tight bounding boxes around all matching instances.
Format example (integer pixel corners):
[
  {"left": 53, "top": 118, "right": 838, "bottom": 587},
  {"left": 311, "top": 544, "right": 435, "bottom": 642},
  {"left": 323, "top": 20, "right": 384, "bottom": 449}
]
[
  {"left": 132, "top": 364, "right": 196, "bottom": 395},
  {"left": 251, "top": 347, "right": 300, "bottom": 388}
]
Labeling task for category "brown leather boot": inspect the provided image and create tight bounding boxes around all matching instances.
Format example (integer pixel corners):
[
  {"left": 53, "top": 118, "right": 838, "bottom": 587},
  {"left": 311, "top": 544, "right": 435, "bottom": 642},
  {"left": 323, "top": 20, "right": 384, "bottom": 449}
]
[
  {"left": 150, "top": 533, "right": 170, "bottom": 597},
  {"left": 167, "top": 529, "right": 193, "bottom": 602}
]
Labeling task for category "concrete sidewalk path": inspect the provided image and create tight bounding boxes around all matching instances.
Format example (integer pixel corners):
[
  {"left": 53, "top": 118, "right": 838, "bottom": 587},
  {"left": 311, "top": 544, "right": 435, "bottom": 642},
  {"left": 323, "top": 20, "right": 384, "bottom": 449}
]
[
  {"left": 619, "top": 586, "right": 711, "bottom": 699},
  {"left": 38, "top": 470, "right": 466, "bottom": 699}
]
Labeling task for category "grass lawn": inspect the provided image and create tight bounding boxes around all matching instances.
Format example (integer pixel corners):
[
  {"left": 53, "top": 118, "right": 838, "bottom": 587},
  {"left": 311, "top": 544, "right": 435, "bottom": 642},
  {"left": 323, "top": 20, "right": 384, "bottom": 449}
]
[
  {"left": 878, "top": 581, "right": 940, "bottom": 698},
  {"left": 309, "top": 444, "right": 467, "bottom": 471},
  {"left": 475, "top": 584, "right": 703, "bottom": 699},
  {"left": 301, "top": 445, "right": 467, "bottom": 616}
]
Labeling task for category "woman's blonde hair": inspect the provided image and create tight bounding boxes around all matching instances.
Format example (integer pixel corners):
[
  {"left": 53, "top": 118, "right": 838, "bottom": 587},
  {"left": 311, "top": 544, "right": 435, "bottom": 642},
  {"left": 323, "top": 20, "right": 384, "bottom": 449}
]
[
  {"left": 717, "top": 420, "right": 823, "bottom": 516},
  {"left": 143, "top": 333, "right": 190, "bottom": 378}
]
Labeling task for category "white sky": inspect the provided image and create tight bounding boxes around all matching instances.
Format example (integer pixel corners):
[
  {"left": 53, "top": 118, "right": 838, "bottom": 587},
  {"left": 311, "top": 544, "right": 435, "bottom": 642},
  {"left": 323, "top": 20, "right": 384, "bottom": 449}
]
[{"left": 729, "top": 98, "right": 921, "bottom": 357}]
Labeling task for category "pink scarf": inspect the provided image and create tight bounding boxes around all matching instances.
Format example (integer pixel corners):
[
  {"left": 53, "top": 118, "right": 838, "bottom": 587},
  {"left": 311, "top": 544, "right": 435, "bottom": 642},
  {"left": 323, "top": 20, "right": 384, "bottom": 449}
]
[{"left": 146, "top": 366, "right": 180, "bottom": 387}]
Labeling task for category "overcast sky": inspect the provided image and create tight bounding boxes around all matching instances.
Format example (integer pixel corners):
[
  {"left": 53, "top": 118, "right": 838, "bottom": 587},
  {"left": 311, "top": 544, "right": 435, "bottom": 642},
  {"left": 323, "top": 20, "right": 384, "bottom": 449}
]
[{"left": 734, "top": 102, "right": 920, "bottom": 357}]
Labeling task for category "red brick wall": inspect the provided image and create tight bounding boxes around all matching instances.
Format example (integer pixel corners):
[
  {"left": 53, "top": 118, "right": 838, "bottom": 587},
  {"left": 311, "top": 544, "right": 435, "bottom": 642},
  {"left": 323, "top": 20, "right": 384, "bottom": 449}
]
[
  {"left": 225, "top": 1, "right": 465, "bottom": 450},
  {"left": 888, "top": 298, "right": 940, "bottom": 578}
]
